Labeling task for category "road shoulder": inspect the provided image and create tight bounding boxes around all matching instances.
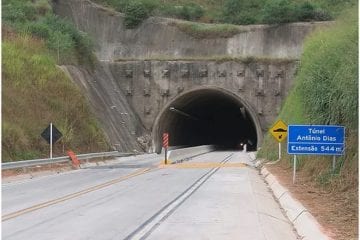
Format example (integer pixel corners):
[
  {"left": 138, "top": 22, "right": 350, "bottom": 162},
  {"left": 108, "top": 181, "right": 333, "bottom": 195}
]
[{"left": 248, "top": 152, "right": 336, "bottom": 240}]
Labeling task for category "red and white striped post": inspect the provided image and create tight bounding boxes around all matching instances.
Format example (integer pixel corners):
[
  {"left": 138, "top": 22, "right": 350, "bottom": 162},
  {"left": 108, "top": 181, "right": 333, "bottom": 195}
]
[{"left": 163, "top": 133, "right": 169, "bottom": 164}]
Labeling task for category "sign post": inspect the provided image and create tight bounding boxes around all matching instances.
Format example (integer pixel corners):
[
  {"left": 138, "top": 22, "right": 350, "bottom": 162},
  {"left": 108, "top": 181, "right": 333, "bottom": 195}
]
[
  {"left": 287, "top": 125, "right": 345, "bottom": 184},
  {"left": 163, "top": 133, "right": 169, "bottom": 164},
  {"left": 293, "top": 155, "right": 297, "bottom": 184},
  {"left": 279, "top": 142, "right": 281, "bottom": 161},
  {"left": 41, "top": 123, "right": 63, "bottom": 159},
  {"left": 269, "top": 120, "right": 288, "bottom": 160},
  {"left": 50, "top": 123, "right": 53, "bottom": 159}
]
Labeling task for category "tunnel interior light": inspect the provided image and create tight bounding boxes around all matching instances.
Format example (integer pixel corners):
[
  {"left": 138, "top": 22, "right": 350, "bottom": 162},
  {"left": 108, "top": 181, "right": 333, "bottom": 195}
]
[{"left": 169, "top": 106, "right": 199, "bottom": 121}]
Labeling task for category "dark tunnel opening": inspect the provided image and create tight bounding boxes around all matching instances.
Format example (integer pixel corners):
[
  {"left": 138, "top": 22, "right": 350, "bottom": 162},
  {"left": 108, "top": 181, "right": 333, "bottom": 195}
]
[{"left": 154, "top": 88, "right": 260, "bottom": 152}]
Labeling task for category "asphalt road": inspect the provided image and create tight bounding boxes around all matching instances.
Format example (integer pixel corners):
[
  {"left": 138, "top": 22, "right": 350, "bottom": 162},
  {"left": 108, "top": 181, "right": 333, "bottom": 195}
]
[{"left": 2, "top": 151, "right": 298, "bottom": 240}]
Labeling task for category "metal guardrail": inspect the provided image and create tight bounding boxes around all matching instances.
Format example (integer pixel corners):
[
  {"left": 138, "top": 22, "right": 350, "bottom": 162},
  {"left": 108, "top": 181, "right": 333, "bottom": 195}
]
[{"left": 2, "top": 151, "right": 134, "bottom": 170}]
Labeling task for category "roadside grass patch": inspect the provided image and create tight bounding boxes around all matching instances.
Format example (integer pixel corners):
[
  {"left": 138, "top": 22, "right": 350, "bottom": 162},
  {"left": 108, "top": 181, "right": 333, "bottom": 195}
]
[
  {"left": 2, "top": 0, "right": 95, "bottom": 66},
  {"left": 2, "top": 32, "right": 109, "bottom": 161},
  {"left": 257, "top": 8, "right": 358, "bottom": 191},
  {"left": 169, "top": 21, "right": 245, "bottom": 39}
]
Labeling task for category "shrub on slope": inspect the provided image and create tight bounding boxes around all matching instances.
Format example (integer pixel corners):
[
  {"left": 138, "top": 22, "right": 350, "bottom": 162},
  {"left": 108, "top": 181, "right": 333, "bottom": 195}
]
[
  {"left": 257, "top": 9, "right": 357, "bottom": 238},
  {"left": 258, "top": 8, "right": 358, "bottom": 187},
  {"left": 2, "top": 31, "right": 109, "bottom": 161},
  {"left": 2, "top": 0, "right": 94, "bottom": 66}
]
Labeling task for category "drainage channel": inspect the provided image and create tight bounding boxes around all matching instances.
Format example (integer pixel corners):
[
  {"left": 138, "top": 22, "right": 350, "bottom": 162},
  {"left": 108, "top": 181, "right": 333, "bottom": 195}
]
[{"left": 124, "top": 153, "right": 234, "bottom": 240}]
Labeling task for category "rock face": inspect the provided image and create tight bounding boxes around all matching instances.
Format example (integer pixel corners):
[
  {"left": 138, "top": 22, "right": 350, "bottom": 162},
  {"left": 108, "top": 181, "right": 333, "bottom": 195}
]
[
  {"left": 60, "top": 64, "right": 147, "bottom": 152},
  {"left": 53, "top": 0, "right": 328, "bottom": 152}
]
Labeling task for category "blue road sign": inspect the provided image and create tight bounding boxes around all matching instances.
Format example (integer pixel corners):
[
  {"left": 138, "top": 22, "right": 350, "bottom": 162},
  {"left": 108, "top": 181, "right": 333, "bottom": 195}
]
[{"left": 288, "top": 125, "right": 345, "bottom": 155}]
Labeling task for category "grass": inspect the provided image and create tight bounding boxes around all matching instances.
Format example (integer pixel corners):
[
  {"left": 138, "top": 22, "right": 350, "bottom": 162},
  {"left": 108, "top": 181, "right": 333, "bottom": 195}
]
[
  {"left": 257, "top": 7, "right": 358, "bottom": 191},
  {"left": 2, "top": 0, "right": 95, "bottom": 67},
  {"left": 297, "top": 9, "right": 358, "bottom": 128},
  {"left": 2, "top": 31, "right": 110, "bottom": 161},
  {"left": 168, "top": 21, "right": 246, "bottom": 39},
  {"left": 92, "top": 0, "right": 357, "bottom": 28}
]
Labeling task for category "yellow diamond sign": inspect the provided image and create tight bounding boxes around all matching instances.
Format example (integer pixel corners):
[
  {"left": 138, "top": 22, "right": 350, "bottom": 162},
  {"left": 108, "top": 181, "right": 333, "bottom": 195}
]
[{"left": 269, "top": 120, "right": 288, "bottom": 142}]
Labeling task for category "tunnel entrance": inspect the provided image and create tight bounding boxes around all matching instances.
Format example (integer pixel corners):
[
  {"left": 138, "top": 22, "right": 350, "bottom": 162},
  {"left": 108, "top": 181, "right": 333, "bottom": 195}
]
[{"left": 153, "top": 88, "right": 262, "bottom": 153}]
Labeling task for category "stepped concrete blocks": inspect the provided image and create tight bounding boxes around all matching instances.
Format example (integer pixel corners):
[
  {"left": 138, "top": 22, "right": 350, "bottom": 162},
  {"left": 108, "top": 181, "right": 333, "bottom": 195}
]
[
  {"left": 294, "top": 212, "right": 332, "bottom": 240},
  {"left": 260, "top": 167, "right": 270, "bottom": 177},
  {"left": 265, "top": 173, "right": 276, "bottom": 186},
  {"left": 279, "top": 191, "right": 307, "bottom": 222},
  {"left": 271, "top": 180, "right": 288, "bottom": 199},
  {"left": 261, "top": 166, "right": 331, "bottom": 240}
]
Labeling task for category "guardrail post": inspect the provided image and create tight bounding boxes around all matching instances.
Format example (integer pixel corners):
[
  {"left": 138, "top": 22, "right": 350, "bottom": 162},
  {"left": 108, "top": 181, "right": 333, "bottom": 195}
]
[
  {"left": 50, "top": 122, "right": 53, "bottom": 160},
  {"left": 293, "top": 155, "right": 297, "bottom": 184}
]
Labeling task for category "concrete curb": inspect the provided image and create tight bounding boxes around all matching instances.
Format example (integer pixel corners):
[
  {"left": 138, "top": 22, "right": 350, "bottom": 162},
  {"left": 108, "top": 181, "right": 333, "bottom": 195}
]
[{"left": 261, "top": 166, "right": 332, "bottom": 240}]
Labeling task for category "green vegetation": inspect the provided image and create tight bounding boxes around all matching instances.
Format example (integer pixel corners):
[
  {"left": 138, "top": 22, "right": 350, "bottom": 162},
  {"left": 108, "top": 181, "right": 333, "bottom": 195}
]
[
  {"left": 298, "top": 12, "right": 358, "bottom": 128},
  {"left": 95, "top": 0, "right": 206, "bottom": 27},
  {"left": 258, "top": 8, "right": 358, "bottom": 189},
  {"left": 93, "top": 0, "right": 356, "bottom": 27},
  {"left": 123, "top": 0, "right": 158, "bottom": 28},
  {"left": 258, "top": 11, "right": 357, "bottom": 236},
  {"left": 260, "top": 0, "right": 331, "bottom": 24},
  {"left": 219, "top": 0, "right": 264, "bottom": 25},
  {"left": 159, "top": 2, "right": 205, "bottom": 21},
  {"left": 2, "top": 31, "right": 109, "bottom": 161},
  {"left": 169, "top": 22, "right": 244, "bottom": 39},
  {"left": 2, "top": 0, "right": 94, "bottom": 66},
  {"left": 2, "top": 0, "right": 109, "bottom": 161}
]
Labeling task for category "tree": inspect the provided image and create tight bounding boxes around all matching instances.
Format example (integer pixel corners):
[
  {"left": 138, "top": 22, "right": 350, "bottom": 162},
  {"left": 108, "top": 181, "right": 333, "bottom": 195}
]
[
  {"left": 262, "top": 0, "right": 296, "bottom": 24},
  {"left": 47, "top": 31, "right": 74, "bottom": 62},
  {"left": 220, "top": 0, "right": 263, "bottom": 25}
]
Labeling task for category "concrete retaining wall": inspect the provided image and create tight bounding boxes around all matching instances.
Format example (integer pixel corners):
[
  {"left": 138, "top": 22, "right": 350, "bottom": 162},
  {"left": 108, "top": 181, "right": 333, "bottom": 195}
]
[
  {"left": 53, "top": 0, "right": 330, "bottom": 153},
  {"left": 53, "top": 0, "right": 330, "bottom": 61}
]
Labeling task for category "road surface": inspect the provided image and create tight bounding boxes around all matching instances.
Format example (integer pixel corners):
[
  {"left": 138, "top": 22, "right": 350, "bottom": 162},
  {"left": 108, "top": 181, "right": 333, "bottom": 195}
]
[{"left": 2, "top": 151, "right": 298, "bottom": 240}]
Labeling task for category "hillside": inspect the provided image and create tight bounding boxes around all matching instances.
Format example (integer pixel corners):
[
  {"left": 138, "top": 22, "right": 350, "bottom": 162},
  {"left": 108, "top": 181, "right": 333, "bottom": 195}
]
[
  {"left": 93, "top": 0, "right": 355, "bottom": 27},
  {"left": 257, "top": 7, "right": 358, "bottom": 239},
  {"left": 3, "top": 0, "right": 356, "bottom": 161},
  {"left": 2, "top": 0, "right": 110, "bottom": 161}
]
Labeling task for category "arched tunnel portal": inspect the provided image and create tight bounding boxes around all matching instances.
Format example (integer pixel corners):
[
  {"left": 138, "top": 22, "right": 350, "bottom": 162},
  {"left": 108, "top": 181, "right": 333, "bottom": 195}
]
[{"left": 152, "top": 87, "right": 263, "bottom": 153}]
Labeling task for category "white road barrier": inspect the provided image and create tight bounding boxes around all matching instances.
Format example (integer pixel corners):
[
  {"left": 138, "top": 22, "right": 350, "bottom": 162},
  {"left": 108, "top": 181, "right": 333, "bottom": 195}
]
[{"left": 165, "top": 145, "right": 215, "bottom": 164}]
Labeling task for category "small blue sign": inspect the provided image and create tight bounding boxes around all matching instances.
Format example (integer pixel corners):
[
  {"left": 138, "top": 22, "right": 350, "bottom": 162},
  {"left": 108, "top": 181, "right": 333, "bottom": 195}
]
[{"left": 288, "top": 125, "right": 345, "bottom": 155}]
